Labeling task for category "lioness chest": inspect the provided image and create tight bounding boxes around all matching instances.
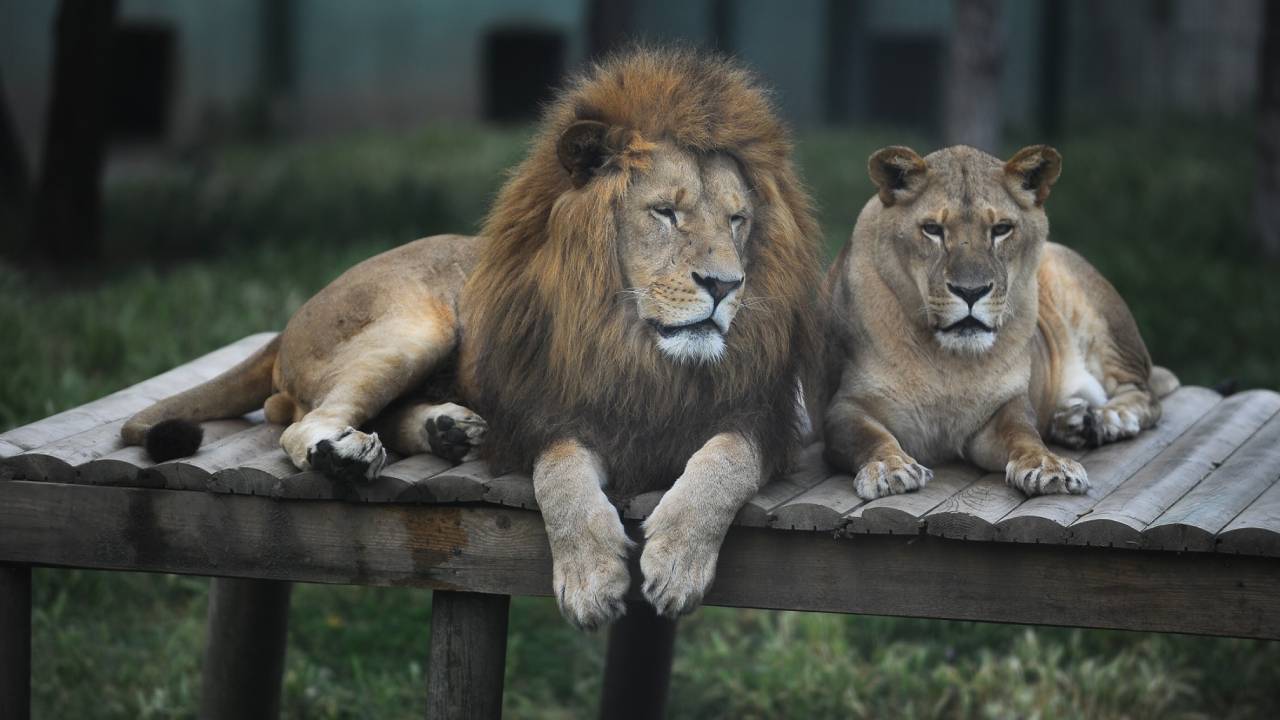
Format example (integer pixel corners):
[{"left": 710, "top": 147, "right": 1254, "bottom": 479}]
[{"left": 842, "top": 342, "right": 1031, "bottom": 465}]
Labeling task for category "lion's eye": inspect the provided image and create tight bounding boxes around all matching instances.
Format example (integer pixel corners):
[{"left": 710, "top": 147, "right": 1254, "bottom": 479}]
[
  {"left": 920, "top": 223, "right": 944, "bottom": 241},
  {"left": 651, "top": 206, "right": 678, "bottom": 226},
  {"left": 729, "top": 214, "right": 746, "bottom": 230},
  {"left": 992, "top": 223, "right": 1014, "bottom": 241}
]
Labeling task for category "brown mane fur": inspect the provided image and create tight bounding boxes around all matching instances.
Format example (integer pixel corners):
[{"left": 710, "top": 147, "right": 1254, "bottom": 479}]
[{"left": 458, "top": 46, "right": 822, "bottom": 497}]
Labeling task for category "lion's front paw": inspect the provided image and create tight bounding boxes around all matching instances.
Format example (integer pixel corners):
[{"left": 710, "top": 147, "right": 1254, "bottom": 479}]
[
  {"left": 853, "top": 454, "right": 933, "bottom": 500},
  {"left": 307, "top": 427, "right": 386, "bottom": 484},
  {"left": 422, "top": 403, "right": 487, "bottom": 462},
  {"left": 640, "top": 511, "right": 721, "bottom": 618},
  {"left": 550, "top": 508, "right": 633, "bottom": 631},
  {"left": 1006, "top": 452, "right": 1089, "bottom": 495}
]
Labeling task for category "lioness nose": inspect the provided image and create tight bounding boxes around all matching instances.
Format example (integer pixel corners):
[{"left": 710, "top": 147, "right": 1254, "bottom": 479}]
[
  {"left": 692, "top": 272, "right": 743, "bottom": 305},
  {"left": 946, "top": 282, "right": 993, "bottom": 308}
]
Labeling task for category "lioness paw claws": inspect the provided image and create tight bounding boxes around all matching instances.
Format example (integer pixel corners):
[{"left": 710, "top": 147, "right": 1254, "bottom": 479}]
[
  {"left": 853, "top": 455, "right": 933, "bottom": 500},
  {"left": 423, "top": 403, "right": 487, "bottom": 463},
  {"left": 640, "top": 519, "right": 719, "bottom": 618},
  {"left": 1006, "top": 452, "right": 1089, "bottom": 495},
  {"left": 307, "top": 427, "right": 386, "bottom": 484}
]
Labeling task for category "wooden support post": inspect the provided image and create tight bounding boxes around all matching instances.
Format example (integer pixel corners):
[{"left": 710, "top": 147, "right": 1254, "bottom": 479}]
[
  {"left": 426, "top": 590, "right": 509, "bottom": 720},
  {"left": 0, "top": 564, "right": 31, "bottom": 720},
  {"left": 599, "top": 601, "right": 677, "bottom": 720},
  {"left": 199, "top": 577, "right": 292, "bottom": 720}
]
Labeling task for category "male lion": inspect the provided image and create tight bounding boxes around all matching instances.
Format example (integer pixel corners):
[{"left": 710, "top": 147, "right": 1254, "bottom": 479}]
[
  {"left": 820, "top": 144, "right": 1176, "bottom": 499},
  {"left": 121, "top": 48, "right": 821, "bottom": 628}
]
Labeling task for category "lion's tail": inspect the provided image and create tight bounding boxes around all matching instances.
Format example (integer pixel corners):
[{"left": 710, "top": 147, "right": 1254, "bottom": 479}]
[
  {"left": 121, "top": 335, "right": 281, "bottom": 461},
  {"left": 1150, "top": 365, "right": 1181, "bottom": 398}
]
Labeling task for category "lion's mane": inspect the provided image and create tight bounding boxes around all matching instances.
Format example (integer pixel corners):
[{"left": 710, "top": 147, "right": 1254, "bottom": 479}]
[{"left": 460, "top": 46, "right": 822, "bottom": 496}]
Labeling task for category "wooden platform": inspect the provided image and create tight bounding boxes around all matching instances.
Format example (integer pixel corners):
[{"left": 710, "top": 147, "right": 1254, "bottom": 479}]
[
  {"left": 3, "top": 332, "right": 1280, "bottom": 558},
  {"left": 5, "top": 334, "right": 1280, "bottom": 718}
]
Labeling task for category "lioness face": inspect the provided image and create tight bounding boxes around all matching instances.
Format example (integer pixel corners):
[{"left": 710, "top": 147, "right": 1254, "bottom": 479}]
[
  {"left": 866, "top": 144, "right": 1061, "bottom": 355},
  {"left": 618, "top": 145, "right": 752, "bottom": 363}
]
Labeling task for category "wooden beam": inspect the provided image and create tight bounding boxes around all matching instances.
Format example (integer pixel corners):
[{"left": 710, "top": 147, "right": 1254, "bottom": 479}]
[
  {"left": 427, "top": 591, "right": 509, "bottom": 720},
  {"left": 0, "top": 564, "right": 31, "bottom": 720},
  {"left": 3, "top": 481, "right": 1280, "bottom": 639},
  {"left": 199, "top": 577, "right": 292, "bottom": 720},
  {"left": 599, "top": 601, "right": 676, "bottom": 720}
]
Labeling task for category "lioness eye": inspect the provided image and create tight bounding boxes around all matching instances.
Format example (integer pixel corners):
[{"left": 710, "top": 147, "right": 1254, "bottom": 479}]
[
  {"left": 652, "top": 206, "right": 678, "bottom": 226},
  {"left": 991, "top": 222, "right": 1014, "bottom": 240},
  {"left": 729, "top": 214, "right": 746, "bottom": 229},
  {"left": 921, "top": 223, "right": 944, "bottom": 241}
]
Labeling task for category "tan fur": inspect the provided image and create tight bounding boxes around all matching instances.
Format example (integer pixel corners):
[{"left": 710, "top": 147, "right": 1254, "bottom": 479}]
[
  {"left": 121, "top": 47, "right": 822, "bottom": 628},
  {"left": 822, "top": 144, "right": 1173, "bottom": 499}
]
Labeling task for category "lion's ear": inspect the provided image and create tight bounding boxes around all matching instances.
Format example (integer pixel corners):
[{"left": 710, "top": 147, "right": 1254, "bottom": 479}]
[
  {"left": 1003, "top": 145, "right": 1062, "bottom": 207},
  {"left": 557, "top": 120, "right": 616, "bottom": 188},
  {"left": 868, "top": 146, "right": 928, "bottom": 206}
]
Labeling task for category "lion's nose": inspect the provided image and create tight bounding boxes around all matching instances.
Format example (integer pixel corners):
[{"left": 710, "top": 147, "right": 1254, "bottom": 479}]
[
  {"left": 946, "top": 282, "right": 993, "bottom": 308},
  {"left": 692, "top": 272, "right": 743, "bottom": 306}
]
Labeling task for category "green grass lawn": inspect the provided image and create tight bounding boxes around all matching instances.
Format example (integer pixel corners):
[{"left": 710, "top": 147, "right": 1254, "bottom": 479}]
[{"left": 6, "top": 122, "right": 1280, "bottom": 718}]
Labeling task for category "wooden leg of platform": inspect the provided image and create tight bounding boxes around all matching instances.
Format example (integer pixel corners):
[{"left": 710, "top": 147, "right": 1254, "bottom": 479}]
[
  {"left": 599, "top": 601, "right": 677, "bottom": 720},
  {"left": 0, "top": 564, "right": 31, "bottom": 720},
  {"left": 199, "top": 577, "right": 292, "bottom": 720},
  {"left": 426, "top": 590, "right": 509, "bottom": 720}
]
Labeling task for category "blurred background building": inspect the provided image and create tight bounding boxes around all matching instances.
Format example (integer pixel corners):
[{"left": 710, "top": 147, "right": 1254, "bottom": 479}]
[{"left": 0, "top": 0, "right": 1265, "bottom": 164}]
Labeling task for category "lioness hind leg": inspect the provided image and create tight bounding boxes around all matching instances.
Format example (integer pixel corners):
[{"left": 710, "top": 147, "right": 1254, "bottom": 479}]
[
  {"left": 372, "top": 401, "right": 488, "bottom": 462},
  {"left": 1049, "top": 386, "right": 1159, "bottom": 449}
]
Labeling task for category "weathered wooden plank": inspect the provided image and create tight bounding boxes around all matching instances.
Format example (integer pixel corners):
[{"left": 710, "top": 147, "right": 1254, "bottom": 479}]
[
  {"left": 733, "top": 444, "right": 831, "bottom": 527},
  {"left": 143, "top": 423, "right": 285, "bottom": 492},
  {"left": 3, "top": 480, "right": 1279, "bottom": 639},
  {"left": 426, "top": 590, "right": 509, "bottom": 720},
  {"left": 769, "top": 474, "right": 861, "bottom": 531},
  {"left": 210, "top": 448, "right": 307, "bottom": 497},
  {"left": 1069, "top": 390, "right": 1280, "bottom": 549},
  {"left": 923, "top": 470, "right": 1029, "bottom": 541},
  {"left": 393, "top": 458, "right": 491, "bottom": 504},
  {"left": 482, "top": 472, "right": 538, "bottom": 510},
  {"left": 0, "top": 564, "right": 31, "bottom": 720},
  {"left": 1144, "top": 413, "right": 1280, "bottom": 552},
  {"left": 996, "top": 387, "right": 1221, "bottom": 544},
  {"left": 199, "top": 578, "right": 292, "bottom": 720},
  {"left": 0, "top": 333, "right": 275, "bottom": 454},
  {"left": 0, "top": 420, "right": 129, "bottom": 483},
  {"left": 1218, "top": 477, "right": 1280, "bottom": 556},
  {"left": 77, "top": 419, "right": 255, "bottom": 488},
  {"left": 845, "top": 464, "right": 984, "bottom": 535}
]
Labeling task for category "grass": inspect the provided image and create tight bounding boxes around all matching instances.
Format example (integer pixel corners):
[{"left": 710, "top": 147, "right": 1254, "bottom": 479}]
[{"left": 7, "top": 121, "right": 1280, "bottom": 718}]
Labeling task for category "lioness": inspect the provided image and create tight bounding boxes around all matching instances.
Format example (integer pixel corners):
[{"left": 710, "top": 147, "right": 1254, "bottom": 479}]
[
  {"left": 821, "top": 144, "right": 1176, "bottom": 499},
  {"left": 122, "top": 48, "right": 821, "bottom": 628}
]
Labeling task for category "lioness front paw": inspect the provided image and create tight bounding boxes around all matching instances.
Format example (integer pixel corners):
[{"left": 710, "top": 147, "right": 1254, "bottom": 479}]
[
  {"left": 640, "top": 509, "right": 721, "bottom": 618},
  {"left": 1006, "top": 452, "right": 1089, "bottom": 495},
  {"left": 550, "top": 507, "right": 633, "bottom": 631},
  {"left": 853, "top": 454, "right": 933, "bottom": 500},
  {"left": 422, "top": 403, "right": 487, "bottom": 462},
  {"left": 307, "top": 427, "right": 386, "bottom": 484}
]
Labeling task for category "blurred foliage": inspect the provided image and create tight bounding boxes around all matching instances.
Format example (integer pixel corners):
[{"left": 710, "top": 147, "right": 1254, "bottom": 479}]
[{"left": 8, "top": 121, "right": 1280, "bottom": 718}]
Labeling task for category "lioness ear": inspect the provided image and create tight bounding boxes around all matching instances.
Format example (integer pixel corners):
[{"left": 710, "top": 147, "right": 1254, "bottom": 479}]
[
  {"left": 557, "top": 120, "right": 615, "bottom": 188},
  {"left": 1004, "top": 145, "right": 1062, "bottom": 207},
  {"left": 868, "top": 146, "right": 928, "bottom": 206}
]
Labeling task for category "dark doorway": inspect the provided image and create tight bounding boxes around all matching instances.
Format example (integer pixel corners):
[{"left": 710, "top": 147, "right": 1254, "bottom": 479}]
[
  {"left": 109, "top": 21, "right": 176, "bottom": 142},
  {"left": 866, "top": 34, "right": 943, "bottom": 134},
  {"left": 483, "top": 27, "right": 566, "bottom": 123}
]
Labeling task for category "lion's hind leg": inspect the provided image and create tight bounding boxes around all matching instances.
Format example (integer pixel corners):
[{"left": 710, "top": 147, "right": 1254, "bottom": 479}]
[
  {"left": 279, "top": 315, "right": 458, "bottom": 482},
  {"left": 371, "top": 401, "right": 488, "bottom": 462}
]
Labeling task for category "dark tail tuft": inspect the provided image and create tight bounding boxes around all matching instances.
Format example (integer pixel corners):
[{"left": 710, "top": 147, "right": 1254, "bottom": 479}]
[{"left": 145, "top": 419, "right": 204, "bottom": 462}]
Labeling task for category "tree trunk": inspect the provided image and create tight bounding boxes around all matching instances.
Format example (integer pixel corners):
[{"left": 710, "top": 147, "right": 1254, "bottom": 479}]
[
  {"left": 945, "top": 0, "right": 1005, "bottom": 152},
  {"left": 33, "top": 0, "right": 118, "bottom": 265},
  {"left": 0, "top": 71, "right": 29, "bottom": 258},
  {"left": 1255, "top": 0, "right": 1280, "bottom": 259}
]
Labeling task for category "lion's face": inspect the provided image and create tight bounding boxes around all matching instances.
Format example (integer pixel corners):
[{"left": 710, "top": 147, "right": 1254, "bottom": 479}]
[
  {"left": 866, "top": 144, "right": 1061, "bottom": 355},
  {"left": 616, "top": 144, "right": 752, "bottom": 363}
]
